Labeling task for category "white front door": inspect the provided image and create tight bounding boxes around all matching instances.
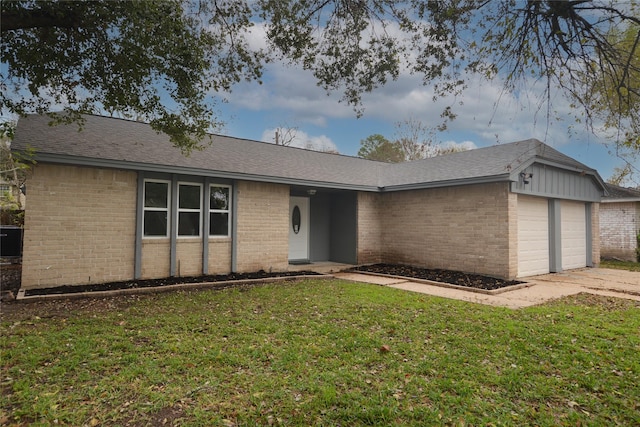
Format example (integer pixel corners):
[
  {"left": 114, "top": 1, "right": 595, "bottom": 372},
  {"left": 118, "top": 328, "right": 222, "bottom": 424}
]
[{"left": 289, "top": 196, "right": 310, "bottom": 261}]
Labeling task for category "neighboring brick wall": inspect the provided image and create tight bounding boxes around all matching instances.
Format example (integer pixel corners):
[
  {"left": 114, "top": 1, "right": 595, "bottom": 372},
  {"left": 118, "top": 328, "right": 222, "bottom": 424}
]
[
  {"left": 379, "top": 182, "right": 513, "bottom": 279},
  {"left": 236, "top": 181, "right": 289, "bottom": 273},
  {"left": 21, "top": 164, "right": 137, "bottom": 289},
  {"left": 599, "top": 201, "right": 639, "bottom": 261},
  {"left": 357, "top": 192, "right": 383, "bottom": 264}
]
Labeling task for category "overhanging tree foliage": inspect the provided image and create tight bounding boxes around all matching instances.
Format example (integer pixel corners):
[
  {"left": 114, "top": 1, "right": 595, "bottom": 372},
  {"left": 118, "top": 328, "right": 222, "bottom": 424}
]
[
  {"left": 0, "top": 121, "right": 34, "bottom": 213},
  {"left": 2, "top": 1, "right": 639, "bottom": 154},
  {"left": 1, "top": 0, "right": 264, "bottom": 152}
]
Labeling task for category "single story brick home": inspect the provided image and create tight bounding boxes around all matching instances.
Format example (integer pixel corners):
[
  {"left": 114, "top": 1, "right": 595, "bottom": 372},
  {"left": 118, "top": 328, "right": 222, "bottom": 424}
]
[
  {"left": 599, "top": 183, "right": 640, "bottom": 261},
  {"left": 12, "top": 114, "right": 607, "bottom": 290}
]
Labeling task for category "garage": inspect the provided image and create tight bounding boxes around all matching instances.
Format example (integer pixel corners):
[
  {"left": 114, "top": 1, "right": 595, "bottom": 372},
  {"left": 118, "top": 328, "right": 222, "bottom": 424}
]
[
  {"left": 517, "top": 195, "right": 550, "bottom": 277},
  {"left": 560, "top": 201, "right": 587, "bottom": 269}
]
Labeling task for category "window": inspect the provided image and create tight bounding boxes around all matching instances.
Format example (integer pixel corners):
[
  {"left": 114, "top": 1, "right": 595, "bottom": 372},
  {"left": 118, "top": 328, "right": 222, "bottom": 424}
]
[
  {"left": 143, "top": 180, "right": 169, "bottom": 237},
  {"left": 210, "top": 185, "right": 231, "bottom": 236},
  {"left": 178, "top": 183, "right": 202, "bottom": 236}
]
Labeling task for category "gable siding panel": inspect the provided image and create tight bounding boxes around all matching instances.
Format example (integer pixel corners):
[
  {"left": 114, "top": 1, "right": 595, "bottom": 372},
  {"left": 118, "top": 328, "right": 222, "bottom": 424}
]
[{"left": 512, "top": 164, "right": 601, "bottom": 202}]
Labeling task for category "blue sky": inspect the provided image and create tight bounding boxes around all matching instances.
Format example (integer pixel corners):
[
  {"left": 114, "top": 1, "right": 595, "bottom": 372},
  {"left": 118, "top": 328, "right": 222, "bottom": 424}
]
[{"left": 213, "top": 53, "right": 626, "bottom": 182}]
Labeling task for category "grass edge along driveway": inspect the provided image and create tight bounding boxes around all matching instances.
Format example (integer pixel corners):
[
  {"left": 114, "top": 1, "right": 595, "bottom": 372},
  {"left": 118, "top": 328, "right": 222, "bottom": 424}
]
[{"left": 2, "top": 278, "right": 639, "bottom": 426}]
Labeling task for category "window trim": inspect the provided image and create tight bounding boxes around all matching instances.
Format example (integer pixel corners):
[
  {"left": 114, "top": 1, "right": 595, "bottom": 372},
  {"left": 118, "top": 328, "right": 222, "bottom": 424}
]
[
  {"left": 143, "top": 179, "right": 170, "bottom": 239},
  {"left": 209, "top": 184, "right": 232, "bottom": 238},
  {"left": 177, "top": 182, "right": 203, "bottom": 238}
]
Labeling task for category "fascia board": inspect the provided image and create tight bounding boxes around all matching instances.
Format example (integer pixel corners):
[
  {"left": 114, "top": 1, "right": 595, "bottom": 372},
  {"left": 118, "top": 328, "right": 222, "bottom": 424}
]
[
  {"left": 31, "top": 153, "right": 381, "bottom": 193},
  {"left": 601, "top": 197, "right": 640, "bottom": 203},
  {"left": 510, "top": 157, "right": 593, "bottom": 175}
]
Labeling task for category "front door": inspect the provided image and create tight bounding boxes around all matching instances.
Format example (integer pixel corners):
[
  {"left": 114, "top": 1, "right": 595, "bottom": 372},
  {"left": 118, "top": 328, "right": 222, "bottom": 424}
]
[{"left": 289, "top": 196, "right": 310, "bottom": 261}]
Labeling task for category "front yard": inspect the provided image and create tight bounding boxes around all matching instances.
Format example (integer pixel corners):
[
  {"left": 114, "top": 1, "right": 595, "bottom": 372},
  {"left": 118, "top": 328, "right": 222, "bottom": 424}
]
[{"left": 2, "top": 279, "right": 639, "bottom": 426}]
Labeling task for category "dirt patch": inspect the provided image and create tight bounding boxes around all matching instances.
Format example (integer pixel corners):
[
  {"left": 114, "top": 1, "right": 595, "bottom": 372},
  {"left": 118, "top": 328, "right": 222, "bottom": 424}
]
[
  {"left": 0, "top": 262, "right": 21, "bottom": 297},
  {"left": 351, "top": 263, "right": 523, "bottom": 291},
  {"left": 1, "top": 293, "right": 148, "bottom": 322}
]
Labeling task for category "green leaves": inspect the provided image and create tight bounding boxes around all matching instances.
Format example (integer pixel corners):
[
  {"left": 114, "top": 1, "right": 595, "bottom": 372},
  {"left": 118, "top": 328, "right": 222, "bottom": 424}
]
[
  {"left": 2, "top": 0, "right": 639, "bottom": 155},
  {"left": 357, "top": 134, "right": 404, "bottom": 162}
]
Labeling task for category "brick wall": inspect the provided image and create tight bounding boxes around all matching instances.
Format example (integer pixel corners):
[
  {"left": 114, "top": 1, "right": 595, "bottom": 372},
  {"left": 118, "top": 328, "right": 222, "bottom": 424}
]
[
  {"left": 176, "top": 240, "right": 202, "bottom": 277},
  {"left": 235, "top": 181, "right": 289, "bottom": 272},
  {"left": 141, "top": 239, "right": 171, "bottom": 279},
  {"left": 378, "top": 182, "right": 514, "bottom": 279},
  {"left": 21, "top": 164, "right": 137, "bottom": 289},
  {"left": 357, "top": 192, "right": 383, "bottom": 264},
  {"left": 599, "top": 201, "right": 639, "bottom": 261},
  {"left": 208, "top": 238, "right": 232, "bottom": 274}
]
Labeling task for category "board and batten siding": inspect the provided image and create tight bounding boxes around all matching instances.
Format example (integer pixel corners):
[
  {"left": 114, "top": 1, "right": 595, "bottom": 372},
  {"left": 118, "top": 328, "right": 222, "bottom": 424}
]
[{"left": 511, "top": 163, "right": 602, "bottom": 202}]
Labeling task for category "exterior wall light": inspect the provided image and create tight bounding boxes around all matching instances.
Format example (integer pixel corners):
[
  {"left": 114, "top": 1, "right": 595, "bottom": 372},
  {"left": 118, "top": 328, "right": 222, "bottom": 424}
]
[{"left": 520, "top": 172, "right": 534, "bottom": 184}]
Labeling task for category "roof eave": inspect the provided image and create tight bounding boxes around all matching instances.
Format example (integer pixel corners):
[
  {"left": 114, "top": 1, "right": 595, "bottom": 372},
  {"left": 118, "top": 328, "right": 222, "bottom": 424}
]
[
  {"left": 601, "top": 197, "right": 640, "bottom": 203},
  {"left": 380, "top": 174, "right": 512, "bottom": 192},
  {"left": 31, "top": 153, "right": 381, "bottom": 192}
]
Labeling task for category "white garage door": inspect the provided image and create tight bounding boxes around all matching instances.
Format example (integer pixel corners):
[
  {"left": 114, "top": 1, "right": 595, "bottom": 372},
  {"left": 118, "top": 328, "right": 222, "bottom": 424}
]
[
  {"left": 561, "top": 201, "right": 587, "bottom": 270},
  {"left": 518, "top": 196, "right": 549, "bottom": 277}
]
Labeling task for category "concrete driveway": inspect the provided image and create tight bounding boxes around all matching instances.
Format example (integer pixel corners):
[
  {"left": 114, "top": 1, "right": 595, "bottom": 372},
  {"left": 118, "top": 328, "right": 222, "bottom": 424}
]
[{"left": 334, "top": 268, "right": 640, "bottom": 309}]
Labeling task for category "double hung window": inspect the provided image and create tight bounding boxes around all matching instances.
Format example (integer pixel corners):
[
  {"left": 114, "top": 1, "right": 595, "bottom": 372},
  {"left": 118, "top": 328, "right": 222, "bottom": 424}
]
[
  {"left": 178, "top": 183, "right": 202, "bottom": 236},
  {"left": 143, "top": 180, "right": 170, "bottom": 237},
  {"left": 210, "top": 185, "right": 230, "bottom": 237}
]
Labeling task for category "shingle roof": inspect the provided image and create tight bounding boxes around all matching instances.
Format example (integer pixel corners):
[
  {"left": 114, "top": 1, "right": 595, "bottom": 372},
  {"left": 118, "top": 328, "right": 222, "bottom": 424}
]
[
  {"left": 380, "top": 138, "right": 595, "bottom": 189},
  {"left": 11, "top": 114, "right": 601, "bottom": 191},
  {"left": 11, "top": 114, "right": 383, "bottom": 190},
  {"left": 603, "top": 183, "right": 640, "bottom": 200}
]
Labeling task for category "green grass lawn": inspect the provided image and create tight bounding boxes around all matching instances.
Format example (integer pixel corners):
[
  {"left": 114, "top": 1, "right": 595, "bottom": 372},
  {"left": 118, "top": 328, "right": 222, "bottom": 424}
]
[
  {"left": 601, "top": 259, "right": 640, "bottom": 272},
  {"left": 2, "top": 279, "right": 639, "bottom": 426}
]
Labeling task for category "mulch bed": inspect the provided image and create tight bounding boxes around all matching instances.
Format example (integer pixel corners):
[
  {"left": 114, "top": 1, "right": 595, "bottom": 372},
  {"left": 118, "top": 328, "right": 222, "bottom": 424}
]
[
  {"left": 23, "top": 270, "right": 321, "bottom": 297},
  {"left": 16, "top": 263, "right": 522, "bottom": 298},
  {"left": 350, "top": 263, "right": 524, "bottom": 291}
]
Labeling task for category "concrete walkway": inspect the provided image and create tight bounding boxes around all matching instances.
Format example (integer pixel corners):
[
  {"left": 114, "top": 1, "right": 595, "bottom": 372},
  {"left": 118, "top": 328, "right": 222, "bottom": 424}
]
[{"left": 333, "top": 268, "right": 640, "bottom": 309}]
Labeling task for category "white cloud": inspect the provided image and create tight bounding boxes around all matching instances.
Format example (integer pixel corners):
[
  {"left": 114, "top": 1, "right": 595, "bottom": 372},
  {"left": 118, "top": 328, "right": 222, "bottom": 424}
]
[
  {"left": 440, "top": 139, "right": 477, "bottom": 151},
  {"left": 261, "top": 127, "right": 338, "bottom": 152},
  {"left": 221, "top": 25, "right": 610, "bottom": 154}
]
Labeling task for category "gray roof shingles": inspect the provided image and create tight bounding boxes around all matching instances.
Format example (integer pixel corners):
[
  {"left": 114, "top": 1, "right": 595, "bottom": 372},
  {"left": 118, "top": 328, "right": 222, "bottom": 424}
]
[
  {"left": 603, "top": 183, "right": 640, "bottom": 200},
  {"left": 11, "top": 114, "right": 599, "bottom": 191}
]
